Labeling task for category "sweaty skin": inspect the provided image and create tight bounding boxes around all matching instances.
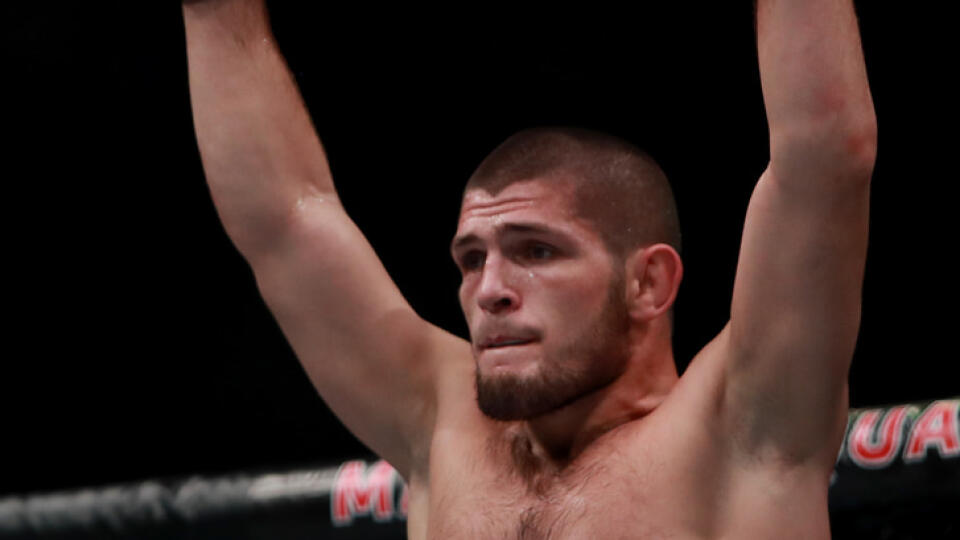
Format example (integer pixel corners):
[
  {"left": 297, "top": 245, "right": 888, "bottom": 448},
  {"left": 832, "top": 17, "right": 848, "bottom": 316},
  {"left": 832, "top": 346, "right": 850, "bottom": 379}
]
[{"left": 183, "top": 0, "right": 876, "bottom": 537}]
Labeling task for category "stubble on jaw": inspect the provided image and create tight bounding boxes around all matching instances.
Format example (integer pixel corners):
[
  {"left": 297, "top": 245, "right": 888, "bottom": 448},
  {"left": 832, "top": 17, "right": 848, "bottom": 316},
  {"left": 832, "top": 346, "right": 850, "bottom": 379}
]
[{"left": 474, "top": 274, "right": 632, "bottom": 421}]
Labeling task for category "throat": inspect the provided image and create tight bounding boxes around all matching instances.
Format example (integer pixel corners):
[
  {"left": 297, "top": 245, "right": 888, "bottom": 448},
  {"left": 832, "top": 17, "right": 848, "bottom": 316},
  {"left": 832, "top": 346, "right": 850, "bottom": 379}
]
[
  {"left": 497, "top": 426, "right": 567, "bottom": 495},
  {"left": 497, "top": 400, "right": 660, "bottom": 495}
]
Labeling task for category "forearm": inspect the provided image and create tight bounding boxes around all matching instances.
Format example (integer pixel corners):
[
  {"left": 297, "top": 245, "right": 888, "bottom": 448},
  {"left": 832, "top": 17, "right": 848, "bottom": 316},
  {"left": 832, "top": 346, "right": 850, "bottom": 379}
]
[
  {"left": 183, "top": 0, "right": 336, "bottom": 255},
  {"left": 757, "top": 0, "right": 877, "bottom": 172}
]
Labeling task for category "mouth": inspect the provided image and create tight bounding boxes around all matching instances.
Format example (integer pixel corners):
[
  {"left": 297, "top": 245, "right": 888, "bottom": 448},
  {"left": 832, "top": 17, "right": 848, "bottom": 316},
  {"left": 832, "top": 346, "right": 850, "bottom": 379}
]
[{"left": 480, "top": 336, "right": 538, "bottom": 350}]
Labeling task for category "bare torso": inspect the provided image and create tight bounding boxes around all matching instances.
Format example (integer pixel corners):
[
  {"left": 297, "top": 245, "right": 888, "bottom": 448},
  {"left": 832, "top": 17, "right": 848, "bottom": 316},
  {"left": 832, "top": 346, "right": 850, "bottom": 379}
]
[{"left": 405, "top": 343, "right": 836, "bottom": 540}]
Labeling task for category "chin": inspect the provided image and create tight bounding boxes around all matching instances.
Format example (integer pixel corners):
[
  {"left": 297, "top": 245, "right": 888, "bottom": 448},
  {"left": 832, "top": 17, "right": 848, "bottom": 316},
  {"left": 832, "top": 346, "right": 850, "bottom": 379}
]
[{"left": 474, "top": 361, "right": 585, "bottom": 421}]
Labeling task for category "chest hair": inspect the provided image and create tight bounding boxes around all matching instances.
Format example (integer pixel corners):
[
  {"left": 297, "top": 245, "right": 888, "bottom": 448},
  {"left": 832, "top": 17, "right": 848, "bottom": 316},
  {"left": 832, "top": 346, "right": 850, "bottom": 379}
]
[{"left": 482, "top": 429, "right": 602, "bottom": 539}]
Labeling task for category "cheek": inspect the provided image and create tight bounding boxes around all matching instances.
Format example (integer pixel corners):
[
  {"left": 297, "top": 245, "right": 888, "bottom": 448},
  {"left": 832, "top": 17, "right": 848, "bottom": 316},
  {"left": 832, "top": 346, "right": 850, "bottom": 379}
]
[
  {"left": 458, "top": 279, "right": 476, "bottom": 317},
  {"left": 540, "top": 277, "right": 609, "bottom": 326},
  {"left": 458, "top": 285, "right": 469, "bottom": 315}
]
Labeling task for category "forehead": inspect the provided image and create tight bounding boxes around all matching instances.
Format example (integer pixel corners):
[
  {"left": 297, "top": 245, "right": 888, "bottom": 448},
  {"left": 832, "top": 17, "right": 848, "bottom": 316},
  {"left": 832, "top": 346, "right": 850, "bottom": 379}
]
[
  {"left": 451, "top": 179, "right": 603, "bottom": 249},
  {"left": 458, "top": 179, "right": 577, "bottom": 228}
]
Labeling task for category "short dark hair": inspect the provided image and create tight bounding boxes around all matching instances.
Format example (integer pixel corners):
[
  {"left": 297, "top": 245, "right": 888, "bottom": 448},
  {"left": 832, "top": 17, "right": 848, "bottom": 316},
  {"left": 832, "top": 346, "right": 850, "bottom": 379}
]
[{"left": 465, "top": 127, "right": 681, "bottom": 260}]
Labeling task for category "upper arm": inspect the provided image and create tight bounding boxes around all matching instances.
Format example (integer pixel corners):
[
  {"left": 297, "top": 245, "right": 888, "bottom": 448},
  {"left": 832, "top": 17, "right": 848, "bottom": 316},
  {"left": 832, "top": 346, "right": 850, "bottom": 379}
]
[
  {"left": 248, "top": 193, "right": 471, "bottom": 478},
  {"left": 723, "top": 151, "right": 873, "bottom": 465},
  {"left": 182, "top": 0, "right": 468, "bottom": 479},
  {"left": 717, "top": 0, "right": 878, "bottom": 467}
]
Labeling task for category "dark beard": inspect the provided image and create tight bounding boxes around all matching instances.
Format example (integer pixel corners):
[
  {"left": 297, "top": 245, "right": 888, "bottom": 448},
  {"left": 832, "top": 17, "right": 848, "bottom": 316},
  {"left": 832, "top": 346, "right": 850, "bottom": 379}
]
[
  {"left": 474, "top": 277, "right": 631, "bottom": 421},
  {"left": 476, "top": 360, "right": 587, "bottom": 420}
]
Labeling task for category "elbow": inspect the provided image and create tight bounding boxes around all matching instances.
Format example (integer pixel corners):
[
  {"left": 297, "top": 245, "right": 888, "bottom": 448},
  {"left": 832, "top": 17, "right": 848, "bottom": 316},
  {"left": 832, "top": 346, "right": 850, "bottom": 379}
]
[
  {"left": 770, "top": 110, "right": 878, "bottom": 186},
  {"left": 769, "top": 80, "right": 879, "bottom": 184},
  {"left": 821, "top": 84, "right": 880, "bottom": 179},
  {"left": 838, "top": 110, "right": 878, "bottom": 181},
  {"left": 219, "top": 184, "right": 343, "bottom": 261}
]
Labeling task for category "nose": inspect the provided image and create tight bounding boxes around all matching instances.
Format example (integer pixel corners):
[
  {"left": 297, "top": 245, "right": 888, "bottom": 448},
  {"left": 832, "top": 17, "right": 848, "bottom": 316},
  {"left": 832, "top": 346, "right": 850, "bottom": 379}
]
[{"left": 476, "top": 256, "right": 521, "bottom": 315}]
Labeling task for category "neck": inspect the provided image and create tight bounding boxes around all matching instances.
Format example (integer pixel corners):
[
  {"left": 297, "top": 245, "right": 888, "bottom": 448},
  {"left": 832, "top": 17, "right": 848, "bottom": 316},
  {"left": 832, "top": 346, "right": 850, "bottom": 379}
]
[{"left": 520, "top": 323, "right": 679, "bottom": 464}]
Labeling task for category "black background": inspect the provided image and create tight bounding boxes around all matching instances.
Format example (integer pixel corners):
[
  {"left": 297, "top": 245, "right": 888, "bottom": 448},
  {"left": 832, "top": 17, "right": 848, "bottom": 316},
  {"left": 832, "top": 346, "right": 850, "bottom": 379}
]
[{"left": 3, "top": 1, "right": 958, "bottom": 497}]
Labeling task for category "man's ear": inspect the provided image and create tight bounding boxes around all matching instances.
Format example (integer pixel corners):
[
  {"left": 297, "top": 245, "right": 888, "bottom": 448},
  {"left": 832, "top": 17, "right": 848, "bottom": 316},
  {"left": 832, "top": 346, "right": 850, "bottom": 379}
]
[{"left": 624, "top": 244, "right": 683, "bottom": 322}]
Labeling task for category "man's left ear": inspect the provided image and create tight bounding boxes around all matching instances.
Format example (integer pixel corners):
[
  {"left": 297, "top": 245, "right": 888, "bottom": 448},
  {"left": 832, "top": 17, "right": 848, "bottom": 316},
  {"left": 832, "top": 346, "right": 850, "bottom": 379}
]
[{"left": 625, "top": 244, "right": 683, "bottom": 322}]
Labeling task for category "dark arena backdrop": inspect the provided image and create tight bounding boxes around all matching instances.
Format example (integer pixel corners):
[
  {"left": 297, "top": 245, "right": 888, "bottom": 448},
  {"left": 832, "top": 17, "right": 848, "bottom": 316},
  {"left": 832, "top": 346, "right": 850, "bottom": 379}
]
[{"left": 3, "top": 1, "right": 958, "bottom": 539}]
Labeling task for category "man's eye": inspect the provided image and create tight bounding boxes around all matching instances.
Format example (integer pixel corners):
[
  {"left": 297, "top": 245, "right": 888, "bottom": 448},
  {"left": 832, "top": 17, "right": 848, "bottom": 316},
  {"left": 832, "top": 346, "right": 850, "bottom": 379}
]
[
  {"left": 527, "top": 244, "right": 555, "bottom": 261},
  {"left": 460, "top": 251, "right": 485, "bottom": 270}
]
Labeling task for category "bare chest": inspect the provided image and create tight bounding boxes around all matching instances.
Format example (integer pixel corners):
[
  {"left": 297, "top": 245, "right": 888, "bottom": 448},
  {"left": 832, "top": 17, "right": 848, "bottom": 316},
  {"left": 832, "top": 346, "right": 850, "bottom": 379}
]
[{"left": 423, "top": 428, "right": 708, "bottom": 540}]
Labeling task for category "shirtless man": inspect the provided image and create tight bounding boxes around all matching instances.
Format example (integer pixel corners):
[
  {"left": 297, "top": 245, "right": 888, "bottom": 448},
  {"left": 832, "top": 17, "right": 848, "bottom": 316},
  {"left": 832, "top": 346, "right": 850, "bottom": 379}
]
[{"left": 183, "top": 0, "right": 876, "bottom": 537}]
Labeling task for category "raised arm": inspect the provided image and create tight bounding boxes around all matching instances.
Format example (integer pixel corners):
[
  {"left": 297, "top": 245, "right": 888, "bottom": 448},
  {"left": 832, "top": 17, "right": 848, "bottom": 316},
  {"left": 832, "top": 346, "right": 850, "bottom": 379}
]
[
  {"left": 721, "top": 0, "right": 877, "bottom": 466},
  {"left": 182, "top": 0, "right": 468, "bottom": 478}
]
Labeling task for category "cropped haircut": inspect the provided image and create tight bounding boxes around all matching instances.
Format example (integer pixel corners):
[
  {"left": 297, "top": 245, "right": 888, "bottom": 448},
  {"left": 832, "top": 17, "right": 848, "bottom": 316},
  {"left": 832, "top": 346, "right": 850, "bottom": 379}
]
[{"left": 465, "top": 127, "right": 682, "bottom": 261}]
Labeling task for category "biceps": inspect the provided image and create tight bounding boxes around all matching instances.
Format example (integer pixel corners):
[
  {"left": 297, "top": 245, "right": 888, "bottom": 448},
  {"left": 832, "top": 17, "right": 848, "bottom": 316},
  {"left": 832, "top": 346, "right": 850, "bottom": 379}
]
[
  {"left": 730, "top": 169, "right": 869, "bottom": 361},
  {"left": 724, "top": 168, "right": 870, "bottom": 460},
  {"left": 247, "top": 200, "right": 457, "bottom": 475}
]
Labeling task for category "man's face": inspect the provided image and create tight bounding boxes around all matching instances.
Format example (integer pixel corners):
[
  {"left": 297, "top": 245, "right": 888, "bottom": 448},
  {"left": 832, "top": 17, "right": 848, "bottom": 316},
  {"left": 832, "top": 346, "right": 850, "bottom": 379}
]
[{"left": 451, "top": 178, "right": 632, "bottom": 421}]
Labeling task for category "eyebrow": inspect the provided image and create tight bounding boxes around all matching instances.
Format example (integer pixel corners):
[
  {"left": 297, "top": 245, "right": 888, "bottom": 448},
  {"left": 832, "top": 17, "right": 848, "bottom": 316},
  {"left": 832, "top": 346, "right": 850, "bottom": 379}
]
[{"left": 450, "top": 222, "right": 562, "bottom": 253}]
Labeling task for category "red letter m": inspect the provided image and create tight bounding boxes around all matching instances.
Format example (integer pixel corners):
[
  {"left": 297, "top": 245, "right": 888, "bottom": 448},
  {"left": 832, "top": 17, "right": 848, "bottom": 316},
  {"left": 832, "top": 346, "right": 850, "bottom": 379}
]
[{"left": 331, "top": 460, "right": 398, "bottom": 526}]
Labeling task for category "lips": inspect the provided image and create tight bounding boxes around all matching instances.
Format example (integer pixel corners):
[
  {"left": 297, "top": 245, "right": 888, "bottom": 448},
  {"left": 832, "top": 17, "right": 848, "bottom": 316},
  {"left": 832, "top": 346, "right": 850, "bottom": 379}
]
[
  {"left": 484, "top": 337, "right": 535, "bottom": 349},
  {"left": 478, "top": 332, "right": 539, "bottom": 351}
]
